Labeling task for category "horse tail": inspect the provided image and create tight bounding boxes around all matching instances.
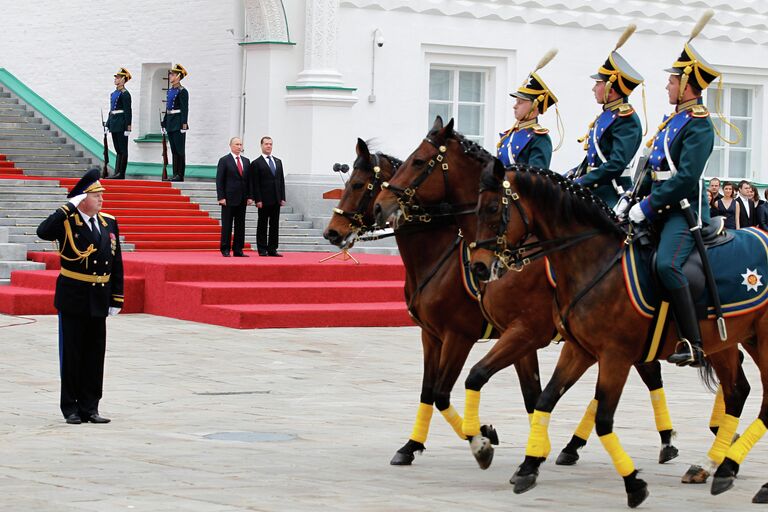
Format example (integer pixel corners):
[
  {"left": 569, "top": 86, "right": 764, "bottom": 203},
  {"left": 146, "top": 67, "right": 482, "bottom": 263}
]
[{"left": 698, "top": 357, "right": 719, "bottom": 394}]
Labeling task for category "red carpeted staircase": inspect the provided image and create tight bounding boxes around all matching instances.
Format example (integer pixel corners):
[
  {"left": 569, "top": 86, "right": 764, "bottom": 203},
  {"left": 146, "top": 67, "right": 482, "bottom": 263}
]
[
  {"left": 0, "top": 154, "right": 23, "bottom": 175},
  {"left": 0, "top": 252, "right": 411, "bottom": 328}
]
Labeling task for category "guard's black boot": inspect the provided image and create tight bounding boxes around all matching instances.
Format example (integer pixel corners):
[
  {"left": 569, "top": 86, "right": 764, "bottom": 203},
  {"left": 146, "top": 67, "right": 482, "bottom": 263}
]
[
  {"left": 667, "top": 284, "right": 704, "bottom": 367},
  {"left": 178, "top": 155, "right": 185, "bottom": 181},
  {"left": 111, "top": 154, "right": 126, "bottom": 179},
  {"left": 169, "top": 156, "right": 180, "bottom": 181},
  {"left": 171, "top": 156, "right": 185, "bottom": 182}
]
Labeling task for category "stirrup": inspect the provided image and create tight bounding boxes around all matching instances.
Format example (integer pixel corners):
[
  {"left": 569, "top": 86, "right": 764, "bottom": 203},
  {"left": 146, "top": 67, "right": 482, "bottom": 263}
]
[{"left": 667, "top": 339, "right": 702, "bottom": 367}]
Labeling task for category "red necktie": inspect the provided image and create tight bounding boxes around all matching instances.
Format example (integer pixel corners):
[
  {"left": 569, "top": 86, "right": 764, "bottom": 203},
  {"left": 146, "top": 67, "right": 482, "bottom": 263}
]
[{"left": 236, "top": 156, "right": 243, "bottom": 176}]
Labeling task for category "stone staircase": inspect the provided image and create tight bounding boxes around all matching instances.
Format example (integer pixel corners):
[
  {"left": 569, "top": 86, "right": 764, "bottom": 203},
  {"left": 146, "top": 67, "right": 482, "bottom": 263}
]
[
  {"left": 175, "top": 182, "right": 398, "bottom": 255},
  {"left": 0, "top": 86, "right": 97, "bottom": 177},
  {"left": 0, "top": 225, "right": 45, "bottom": 285}
]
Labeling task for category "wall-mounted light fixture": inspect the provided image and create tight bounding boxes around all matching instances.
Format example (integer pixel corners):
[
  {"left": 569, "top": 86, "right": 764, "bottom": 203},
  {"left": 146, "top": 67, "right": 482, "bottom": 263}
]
[{"left": 369, "top": 28, "right": 384, "bottom": 103}]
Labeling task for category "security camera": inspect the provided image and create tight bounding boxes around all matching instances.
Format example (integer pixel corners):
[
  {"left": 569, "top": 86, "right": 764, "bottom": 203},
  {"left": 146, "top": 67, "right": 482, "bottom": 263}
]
[{"left": 374, "top": 29, "right": 384, "bottom": 48}]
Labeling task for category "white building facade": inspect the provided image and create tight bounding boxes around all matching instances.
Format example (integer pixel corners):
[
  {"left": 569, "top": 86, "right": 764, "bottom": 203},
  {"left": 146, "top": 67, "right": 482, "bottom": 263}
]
[{"left": 0, "top": 0, "right": 766, "bottom": 215}]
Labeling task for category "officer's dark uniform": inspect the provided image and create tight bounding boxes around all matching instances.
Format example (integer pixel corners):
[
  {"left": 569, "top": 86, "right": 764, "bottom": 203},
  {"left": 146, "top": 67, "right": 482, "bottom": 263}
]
[
  {"left": 36, "top": 168, "right": 124, "bottom": 423},
  {"left": 105, "top": 67, "right": 132, "bottom": 179},
  {"left": 635, "top": 42, "right": 720, "bottom": 367},
  {"left": 574, "top": 51, "right": 644, "bottom": 208},
  {"left": 498, "top": 71, "right": 557, "bottom": 169},
  {"left": 161, "top": 64, "right": 189, "bottom": 182}
]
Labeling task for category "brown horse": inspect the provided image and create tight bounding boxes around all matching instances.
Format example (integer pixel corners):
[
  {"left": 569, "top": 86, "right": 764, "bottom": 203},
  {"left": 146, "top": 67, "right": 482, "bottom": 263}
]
[{"left": 471, "top": 160, "right": 762, "bottom": 507}]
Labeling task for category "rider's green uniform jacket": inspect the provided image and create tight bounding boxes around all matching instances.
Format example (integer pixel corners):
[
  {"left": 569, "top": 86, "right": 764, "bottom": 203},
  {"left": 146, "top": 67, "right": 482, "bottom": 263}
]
[
  {"left": 575, "top": 97, "right": 642, "bottom": 207},
  {"left": 637, "top": 99, "right": 714, "bottom": 221}
]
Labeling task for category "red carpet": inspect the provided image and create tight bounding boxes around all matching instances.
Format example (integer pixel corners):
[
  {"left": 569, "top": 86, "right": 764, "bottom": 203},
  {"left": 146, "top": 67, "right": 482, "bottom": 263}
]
[
  {"left": 0, "top": 155, "right": 23, "bottom": 175},
  {"left": 0, "top": 252, "right": 412, "bottom": 328},
  {"left": 0, "top": 175, "right": 232, "bottom": 250}
]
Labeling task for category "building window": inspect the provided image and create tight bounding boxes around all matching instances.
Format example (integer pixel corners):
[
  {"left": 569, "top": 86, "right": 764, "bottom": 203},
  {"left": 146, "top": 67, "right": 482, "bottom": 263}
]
[
  {"left": 428, "top": 67, "right": 486, "bottom": 144},
  {"left": 706, "top": 85, "right": 753, "bottom": 179}
]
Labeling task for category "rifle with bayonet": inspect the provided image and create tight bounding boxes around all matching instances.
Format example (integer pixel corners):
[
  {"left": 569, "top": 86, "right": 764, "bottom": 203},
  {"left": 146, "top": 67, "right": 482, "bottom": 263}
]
[
  {"left": 100, "top": 109, "right": 109, "bottom": 179},
  {"left": 159, "top": 109, "right": 168, "bottom": 181}
]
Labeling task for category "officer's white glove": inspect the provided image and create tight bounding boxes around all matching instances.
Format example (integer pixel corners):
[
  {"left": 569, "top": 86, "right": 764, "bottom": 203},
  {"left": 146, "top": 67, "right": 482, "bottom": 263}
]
[
  {"left": 613, "top": 194, "right": 631, "bottom": 217},
  {"left": 628, "top": 203, "right": 646, "bottom": 223},
  {"left": 69, "top": 193, "right": 88, "bottom": 207},
  {"left": 108, "top": 307, "right": 121, "bottom": 316}
]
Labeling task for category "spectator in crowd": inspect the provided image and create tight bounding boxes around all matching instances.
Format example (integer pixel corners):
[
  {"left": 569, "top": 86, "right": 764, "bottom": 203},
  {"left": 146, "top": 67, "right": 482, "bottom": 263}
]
[
  {"left": 714, "top": 181, "right": 739, "bottom": 229},
  {"left": 216, "top": 137, "right": 253, "bottom": 257},
  {"left": 751, "top": 184, "right": 764, "bottom": 210},
  {"left": 706, "top": 189, "right": 718, "bottom": 220},
  {"left": 736, "top": 179, "right": 756, "bottom": 228},
  {"left": 757, "top": 188, "right": 768, "bottom": 231},
  {"left": 708, "top": 177, "right": 724, "bottom": 202}
]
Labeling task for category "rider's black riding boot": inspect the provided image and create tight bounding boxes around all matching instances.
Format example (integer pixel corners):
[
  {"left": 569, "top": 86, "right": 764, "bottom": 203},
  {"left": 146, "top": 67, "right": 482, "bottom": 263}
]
[{"left": 666, "top": 284, "right": 704, "bottom": 367}]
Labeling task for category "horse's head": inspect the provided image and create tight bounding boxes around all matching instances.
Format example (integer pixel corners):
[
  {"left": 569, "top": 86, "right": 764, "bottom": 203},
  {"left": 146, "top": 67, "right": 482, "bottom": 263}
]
[
  {"left": 374, "top": 116, "right": 491, "bottom": 230},
  {"left": 471, "top": 161, "right": 624, "bottom": 282},
  {"left": 323, "top": 138, "right": 399, "bottom": 249}
]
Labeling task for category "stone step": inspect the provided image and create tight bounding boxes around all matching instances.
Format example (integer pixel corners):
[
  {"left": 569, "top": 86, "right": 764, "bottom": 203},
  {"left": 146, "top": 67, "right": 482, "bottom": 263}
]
[
  {"left": 0, "top": 119, "right": 43, "bottom": 128},
  {"left": 0, "top": 227, "right": 7, "bottom": 243},
  {"left": 0, "top": 147, "right": 82, "bottom": 156},
  {"left": 0, "top": 113, "right": 35, "bottom": 122},
  {"left": 0, "top": 97, "right": 20, "bottom": 104},
  {"left": 13, "top": 170, "right": 92, "bottom": 178},
  {"left": 0, "top": 106, "right": 30, "bottom": 115},
  {"left": 0, "top": 141, "right": 76, "bottom": 150},
  {"left": 0, "top": 126, "right": 53, "bottom": 135},
  {"left": 0, "top": 260, "right": 46, "bottom": 278},
  {"left": 0, "top": 243, "right": 27, "bottom": 260},
  {"left": 10, "top": 162, "right": 89, "bottom": 170},
  {"left": 0, "top": 180, "right": 68, "bottom": 188},
  {"left": 0, "top": 134, "right": 65, "bottom": 142},
  {"left": 0, "top": 92, "right": 12, "bottom": 98},
  {"left": 6, "top": 155, "right": 90, "bottom": 165}
]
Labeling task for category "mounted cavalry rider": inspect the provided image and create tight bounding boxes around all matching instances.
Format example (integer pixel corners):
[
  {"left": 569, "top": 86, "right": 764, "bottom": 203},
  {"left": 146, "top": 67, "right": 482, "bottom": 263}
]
[
  {"left": 571, "top": 25, "right": 645, "bottom": 209},
  {"left": 497, "top": 49, "right": 561, "bottom": 170},
  {"left": 629, "top": 11, "right": 739, "bottom": 367}
]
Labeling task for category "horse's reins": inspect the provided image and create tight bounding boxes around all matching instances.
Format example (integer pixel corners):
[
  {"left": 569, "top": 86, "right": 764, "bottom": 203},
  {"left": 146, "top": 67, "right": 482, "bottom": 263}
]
[{"left": 331, "top": 153, "right": 397, "bottom": 235}]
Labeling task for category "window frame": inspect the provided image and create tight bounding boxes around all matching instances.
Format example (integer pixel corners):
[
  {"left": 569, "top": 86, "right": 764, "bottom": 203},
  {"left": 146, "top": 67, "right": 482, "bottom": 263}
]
[
  {"left": 706, "top": 84, "right": 755, "bottom": 180},
  {"left": 428, "top": 66, "right": 488, "bottom": 144}
]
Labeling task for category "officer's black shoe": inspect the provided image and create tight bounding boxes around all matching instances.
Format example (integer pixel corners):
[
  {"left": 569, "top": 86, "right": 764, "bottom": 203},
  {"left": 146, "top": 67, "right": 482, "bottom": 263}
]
[
  {"left": 84, "top": 413, "right": 111, "bottom": 424},
  {"left": 666, "top": 284, "right": 704, "bottom": 368},
  {"left": 65, "top": 413, "right": 81, "bottom": 425},
  {"left": 170, "top": 175, "right": 183, "bottom": 182}
]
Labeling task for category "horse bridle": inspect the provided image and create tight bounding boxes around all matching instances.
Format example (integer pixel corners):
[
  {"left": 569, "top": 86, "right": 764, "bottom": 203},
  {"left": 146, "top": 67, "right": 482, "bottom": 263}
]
[
  {"left": 381, "top": 136, "right": 475, "bottom": 224},
  {"left": 471, "top": 175, "right": 603, "bottom": 271},
  {"left": 332, "top": 153, "right": 394, "bottom": 233}
]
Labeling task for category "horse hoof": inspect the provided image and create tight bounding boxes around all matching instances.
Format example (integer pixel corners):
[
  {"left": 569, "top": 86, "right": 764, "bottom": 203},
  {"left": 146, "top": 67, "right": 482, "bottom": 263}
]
[
  {"left": 627, "top": 482, "right": 649, "bottom": 509},
  {"left": 513, "top": 472, "right": 538, "bottom": 494},
  {"left": 711, "top": 476, "right": 735, "bottom": 495},
  {"left": 681, "top": 465, "right": 709, "bottom": 484},
  {"left": 658, "top": 444, "right": 679, "bottom": 464},
  {"left": 480, "top": 424, "right": 500, "bottom": 445},
  {"left": 555, "top": 449, "right": 579, "bottom": 466},
  {"left": 390, "top": 451, "right": 415, "bottom": 465},
  {"left": 469, "top": 436, "right": 494, "bottom": 470},
  {"left": 753, "top": 484, "right": 768, "bottom": 503}
]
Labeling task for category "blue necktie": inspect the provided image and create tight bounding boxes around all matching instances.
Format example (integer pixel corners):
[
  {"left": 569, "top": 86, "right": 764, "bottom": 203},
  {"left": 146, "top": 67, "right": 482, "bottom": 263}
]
[{"left": 267, "top": 156, "right": 276, "bottom": 176}]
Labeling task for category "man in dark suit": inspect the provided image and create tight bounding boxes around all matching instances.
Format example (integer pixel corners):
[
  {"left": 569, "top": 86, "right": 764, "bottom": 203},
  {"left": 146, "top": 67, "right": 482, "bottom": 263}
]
[
  {"left": 250, "top": 136, "right": 286, "bottom": 256},
  {"left": 106, "top": 67, "right": 132, "bottom": 179},
  {"left": 36, "top": 168, "right": 124, "bottom": 425},
  {"left": 737, "top": 179, "right": 756, "bottom": 228},
  {"left": 216, "top": 137, "right": 252, "bottom": 257}
]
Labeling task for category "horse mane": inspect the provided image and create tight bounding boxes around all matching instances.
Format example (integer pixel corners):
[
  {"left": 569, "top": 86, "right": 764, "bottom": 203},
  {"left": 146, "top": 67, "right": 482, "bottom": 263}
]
[
  {"left": 355, "top": 139, "right": 402, "bottom": 172},
  {"left": 481, "top": 163, "right": 623, "bottom": 235},
  {"left": 427, "top": 126, "right": 494, "bottom": 166}
]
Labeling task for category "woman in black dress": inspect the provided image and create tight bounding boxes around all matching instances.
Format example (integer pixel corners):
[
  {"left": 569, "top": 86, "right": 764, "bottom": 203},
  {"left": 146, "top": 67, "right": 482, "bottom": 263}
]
[{"left": 714, "top": 181, "right": 739, "bottom": 229}]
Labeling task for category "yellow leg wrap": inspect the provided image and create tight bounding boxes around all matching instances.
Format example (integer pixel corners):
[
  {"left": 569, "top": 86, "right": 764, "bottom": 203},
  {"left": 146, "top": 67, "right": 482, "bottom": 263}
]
[
  {"left": 649, "top": 388, "right": 673, "bottom": 432},
  {"left": 528, "top": 413, "right": 533, "bottom": 426},
  {"left": 709, "top": 385, "right": 725, "bottom": 429},
  {"left": 409, "top": 402, "right": 434, "bottom": 444},
  {"left": 462, "top": 389, "right": 481, "bottom": 437},
  {"left": 440, "top": 405, "right": 467, "bottom": 440},
  {"left": 725, "top": 418, "right": 767, "bottom": 465},
  {"left": 525, "top": 410, "right": 552, "bottom": 458},
  {"left": 573, "top": 399, "right": 598, "bottom": 441},
  {"left": 707, "top": 414, "right": 740, "bottom": 465},
  {"left": 599, "top": 432, "right": 636, "bottom": 477}
]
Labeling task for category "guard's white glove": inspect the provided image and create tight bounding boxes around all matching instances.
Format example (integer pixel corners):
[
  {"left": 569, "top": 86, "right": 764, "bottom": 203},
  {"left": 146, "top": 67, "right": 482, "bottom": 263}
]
[
  {"left": 69, "top": 193, "right": 88, "bottom": 207},
  {"left": 108, "top": 307, "right": 121, "bottom": 316},
  {"left": 628, "top": 203, "right": 646, "bottom": 223},
  {"left": 124, "top": 131, "right": 130, "bottom": 137},
  {"left": 613, "top": 194, "right": 631, "bottom": 217}
]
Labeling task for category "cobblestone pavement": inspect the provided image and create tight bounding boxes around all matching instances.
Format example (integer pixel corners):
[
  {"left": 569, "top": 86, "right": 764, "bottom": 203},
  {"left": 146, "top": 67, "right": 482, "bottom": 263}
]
[{"left": 0, "top": 313, "right": 764, "bottom": 511}]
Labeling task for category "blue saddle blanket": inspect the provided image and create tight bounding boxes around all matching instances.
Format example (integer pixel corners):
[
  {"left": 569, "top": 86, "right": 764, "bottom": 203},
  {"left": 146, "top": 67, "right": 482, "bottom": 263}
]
[{"left": 624, "top": 227, "right": 768, "bottom": 318}]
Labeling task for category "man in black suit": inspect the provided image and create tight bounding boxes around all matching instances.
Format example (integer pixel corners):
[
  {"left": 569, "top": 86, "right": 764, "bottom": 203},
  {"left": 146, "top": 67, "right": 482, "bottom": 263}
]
[
  {"left": 36, "top": 168, "right": 124, "bottom": 425},
  {"left": 216, "top": 137, "right": 252, "bottom": 257},
  {"left": 737, "top": 179, "right": 756, "bottom": 228},
  {"left": 250, "top": 136, "right": 286, "bottom": 256}
]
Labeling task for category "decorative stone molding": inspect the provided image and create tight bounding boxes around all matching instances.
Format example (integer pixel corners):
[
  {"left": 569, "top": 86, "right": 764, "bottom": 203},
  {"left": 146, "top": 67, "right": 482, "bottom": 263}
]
[
  {"left": 341, "top": 0, "right": 768, "bottom": 45},
  {"left": 245, "top": 0, "right": 290, "bottom": 42}
]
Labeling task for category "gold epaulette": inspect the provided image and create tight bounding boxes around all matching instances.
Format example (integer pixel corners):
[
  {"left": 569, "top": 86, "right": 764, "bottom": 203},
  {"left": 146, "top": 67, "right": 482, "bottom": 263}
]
[
  {"left": 100, "top": 212, "right": 115, "bottom": 220},
  {"left": 617, "top": 103, "right": 635, "bottom": 117},
  {"left": 530, "top": 123, "right": 549, "bottom": 135},
  {"left": 689, "top": 104, "right": 710, "bottom": 118}
]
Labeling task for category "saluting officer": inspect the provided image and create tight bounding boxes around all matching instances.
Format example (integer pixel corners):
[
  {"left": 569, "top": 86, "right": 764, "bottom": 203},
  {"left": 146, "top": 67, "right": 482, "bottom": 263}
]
[
  {"left": 572, "top": 25, "right": 644, "bottom": 208},
  {"left": 162, "top": 64, "right": 189, "bottom": 182},
  {"left": 498, "top": 49, "right": 560, "bottom": 169},
  {"left": 629, "top": 12, "right": 730, "bottom": 367},
  {"left": 37, "top": 168, "right": 124, "bottom": 424},
  {"left": 106, "top": 68, "right": 132, "bottom": 179}
]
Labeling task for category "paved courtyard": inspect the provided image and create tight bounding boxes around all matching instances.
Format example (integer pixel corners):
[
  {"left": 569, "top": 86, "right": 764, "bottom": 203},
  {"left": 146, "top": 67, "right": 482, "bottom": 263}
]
[{"left": 0, "top": 313, "right": 765, "bottom": 511}]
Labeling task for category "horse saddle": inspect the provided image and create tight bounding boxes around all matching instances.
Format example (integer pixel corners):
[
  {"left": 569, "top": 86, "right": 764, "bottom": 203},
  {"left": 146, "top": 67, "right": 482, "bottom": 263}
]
[{"left": 624, "top": 219, "right": 768, "bottom": 319}]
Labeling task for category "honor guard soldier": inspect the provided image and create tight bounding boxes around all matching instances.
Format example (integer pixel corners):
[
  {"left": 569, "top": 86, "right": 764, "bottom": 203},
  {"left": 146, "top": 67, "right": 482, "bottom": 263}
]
[
  {"left": 106, "top": 68, "right": 132, "bottom": 179},
  {"left": 162, "top": 64, "right": 189, "bottom": 182},
  {"left": 571, "top": 25, "right": 645, "bottom": 209},
  {"left": 36, "top": 168, "right": 124, "bottom": 424},
  {"left": 630, "top": 11, "right": 739, "bottom": 366},
  {"left": 498, "top": 49, "right": 561, "bottom": 169}
]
